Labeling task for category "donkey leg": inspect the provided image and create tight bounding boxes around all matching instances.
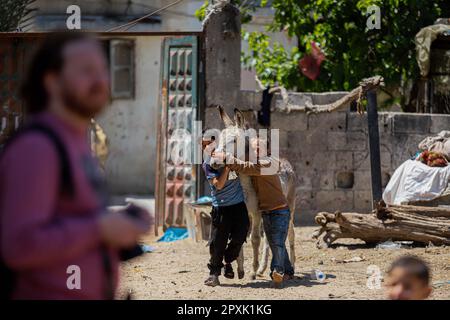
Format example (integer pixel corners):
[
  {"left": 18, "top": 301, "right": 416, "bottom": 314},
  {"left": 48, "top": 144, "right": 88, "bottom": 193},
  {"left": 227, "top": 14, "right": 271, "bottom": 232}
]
[
  {"left": 236, "top": 247, "right": 245, "bottom": 279},
  {"left": 256, "top": 233, "right": 270, "bottom": 276},
  {"left": 288, "top": 219, "right": 296, "bottom": 271},
  {"left": 249, "top": 213, "right": 261, "bottom": 280}
]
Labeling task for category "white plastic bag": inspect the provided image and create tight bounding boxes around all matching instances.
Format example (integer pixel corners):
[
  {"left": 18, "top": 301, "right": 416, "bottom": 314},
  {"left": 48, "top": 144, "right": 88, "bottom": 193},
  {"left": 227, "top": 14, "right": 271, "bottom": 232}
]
[{"left": 383, "top": 160, "right": 450, "bottom": 205}]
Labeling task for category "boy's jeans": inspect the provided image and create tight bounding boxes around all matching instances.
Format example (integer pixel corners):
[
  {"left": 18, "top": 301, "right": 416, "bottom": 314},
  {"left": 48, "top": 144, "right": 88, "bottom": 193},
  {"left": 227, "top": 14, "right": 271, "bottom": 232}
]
[{"left": 262, "top": 207, "right": 294, "bottom": 276}]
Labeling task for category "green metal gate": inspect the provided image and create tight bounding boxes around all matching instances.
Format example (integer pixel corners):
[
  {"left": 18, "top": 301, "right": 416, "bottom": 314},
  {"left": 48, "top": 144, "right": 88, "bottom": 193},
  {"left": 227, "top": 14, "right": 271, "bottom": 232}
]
[{"left": 156, "top": 36, "right": 201, "bottom": 232}]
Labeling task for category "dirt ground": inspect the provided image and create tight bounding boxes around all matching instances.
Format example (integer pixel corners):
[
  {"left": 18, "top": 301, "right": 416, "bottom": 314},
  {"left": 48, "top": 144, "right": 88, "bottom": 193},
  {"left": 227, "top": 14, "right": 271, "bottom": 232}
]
[{"left": 117, "top": 226, "right": 450, "bottom": 300}]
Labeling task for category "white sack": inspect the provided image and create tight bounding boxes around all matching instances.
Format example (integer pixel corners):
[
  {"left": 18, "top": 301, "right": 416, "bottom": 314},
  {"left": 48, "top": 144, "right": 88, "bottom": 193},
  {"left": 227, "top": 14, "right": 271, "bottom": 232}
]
[{"left": 383, "top": 160, "right": 450, "bottom": 205}]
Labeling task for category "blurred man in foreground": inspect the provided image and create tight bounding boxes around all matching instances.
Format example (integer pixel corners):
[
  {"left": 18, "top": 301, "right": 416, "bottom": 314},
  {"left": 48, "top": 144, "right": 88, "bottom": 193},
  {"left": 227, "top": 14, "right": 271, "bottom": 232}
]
[{"left": 0, "top": 32, "right": 151, "bottom": 299}]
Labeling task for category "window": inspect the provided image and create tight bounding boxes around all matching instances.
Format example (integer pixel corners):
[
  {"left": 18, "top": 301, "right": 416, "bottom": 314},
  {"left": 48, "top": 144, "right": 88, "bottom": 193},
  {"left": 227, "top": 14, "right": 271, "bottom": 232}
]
[{"left": 109, "top": 39, "right": 135, "bottom": 99}]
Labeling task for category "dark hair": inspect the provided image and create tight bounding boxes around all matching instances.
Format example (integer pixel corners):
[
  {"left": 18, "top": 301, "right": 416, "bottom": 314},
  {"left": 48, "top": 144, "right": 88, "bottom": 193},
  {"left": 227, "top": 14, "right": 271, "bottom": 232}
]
[
  {"left": 388, "top": 255, "right": 430, "bottom": 284},
  {"left": 20, "top": 32, "right": 95, "bottom": 114}
]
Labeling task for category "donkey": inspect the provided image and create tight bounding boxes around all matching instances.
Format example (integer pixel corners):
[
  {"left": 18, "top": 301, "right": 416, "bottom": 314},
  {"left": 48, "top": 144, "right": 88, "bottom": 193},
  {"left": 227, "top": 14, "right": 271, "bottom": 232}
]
[{"left": 213, "top": 106, "right": 297, "bottom": 279}]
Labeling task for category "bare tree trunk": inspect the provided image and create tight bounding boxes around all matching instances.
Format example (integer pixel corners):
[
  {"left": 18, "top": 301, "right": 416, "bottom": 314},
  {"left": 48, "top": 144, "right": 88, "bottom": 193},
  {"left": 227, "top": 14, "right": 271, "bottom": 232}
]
[{"left": 313, "top": 205, "right": 450, "bottom": 248}]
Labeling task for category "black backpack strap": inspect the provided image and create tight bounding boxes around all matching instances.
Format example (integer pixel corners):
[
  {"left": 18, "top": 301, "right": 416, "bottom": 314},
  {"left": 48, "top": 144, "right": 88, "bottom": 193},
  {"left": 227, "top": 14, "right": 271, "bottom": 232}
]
[{"left": 2, "top": 124, "right": 74, "bottom": 197}]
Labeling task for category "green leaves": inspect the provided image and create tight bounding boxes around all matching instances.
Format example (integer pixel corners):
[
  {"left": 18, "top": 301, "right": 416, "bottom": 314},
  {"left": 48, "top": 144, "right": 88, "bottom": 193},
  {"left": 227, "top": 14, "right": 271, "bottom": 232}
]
[
  {"left": 195, "top": 0, "right": 261, "bottom": 24},
  {"left": 195, "top": 0, "right": 449, "bottom": 109},
  {"left": 242, "top": 30, "right": 301, "bottom": 88},
  {"left": 194, "top": 1, "right": 209, "bottom": 22},
  {"left": 240, "top": 0, "right": 449, "bottom": 107}
]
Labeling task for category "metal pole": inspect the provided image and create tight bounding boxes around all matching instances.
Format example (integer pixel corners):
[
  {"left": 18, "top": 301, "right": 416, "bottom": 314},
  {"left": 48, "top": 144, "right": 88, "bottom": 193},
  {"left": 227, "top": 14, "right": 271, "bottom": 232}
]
[{"left": 367, "top": 90, "right": 382, "bottom": 209}]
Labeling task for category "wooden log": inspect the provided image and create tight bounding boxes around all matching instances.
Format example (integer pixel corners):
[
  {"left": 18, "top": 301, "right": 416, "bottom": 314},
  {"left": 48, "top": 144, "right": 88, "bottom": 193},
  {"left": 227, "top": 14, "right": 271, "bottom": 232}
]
[
  {"left": 314, "top": 206, "right": 450, "bottom": 247},
  {"left": 388, "top": 204, "right": 450, "bottom": 218}
]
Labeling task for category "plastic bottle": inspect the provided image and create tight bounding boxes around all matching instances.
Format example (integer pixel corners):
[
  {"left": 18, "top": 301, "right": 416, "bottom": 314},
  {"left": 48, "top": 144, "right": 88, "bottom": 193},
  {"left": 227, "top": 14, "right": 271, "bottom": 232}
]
[{"left": 312, "top": 269, "right": 326, "bottom": 282}]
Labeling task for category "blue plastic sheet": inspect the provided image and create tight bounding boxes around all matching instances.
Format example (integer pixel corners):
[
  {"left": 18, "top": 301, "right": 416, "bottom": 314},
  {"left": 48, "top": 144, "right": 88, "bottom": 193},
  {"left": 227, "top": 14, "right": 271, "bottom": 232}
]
[
  {"left": 157, "top": 227, "right": 189, "bottom": 242},
  {"left": 193, "top": 196, "right": 212, "bottom": 204}
]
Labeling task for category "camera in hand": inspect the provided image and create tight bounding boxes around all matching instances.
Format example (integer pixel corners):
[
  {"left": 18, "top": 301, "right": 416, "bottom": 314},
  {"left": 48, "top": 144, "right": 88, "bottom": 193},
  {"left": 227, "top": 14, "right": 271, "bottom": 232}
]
[{"left": 120, "top": 205, "right": 145, "bottom": 261}]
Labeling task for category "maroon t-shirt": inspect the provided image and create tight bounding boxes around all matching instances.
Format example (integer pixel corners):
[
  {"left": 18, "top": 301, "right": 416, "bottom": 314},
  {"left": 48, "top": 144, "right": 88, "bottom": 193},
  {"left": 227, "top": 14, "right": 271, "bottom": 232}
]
[{"left": 0, "top": 112, "right": 118, "bottom": 299}]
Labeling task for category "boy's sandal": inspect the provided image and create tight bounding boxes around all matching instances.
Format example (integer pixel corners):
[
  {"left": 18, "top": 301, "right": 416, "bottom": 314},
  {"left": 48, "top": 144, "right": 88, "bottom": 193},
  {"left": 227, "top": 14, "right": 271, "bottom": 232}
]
[{"left": 224, "top": 263, "right": 235, "bottom": 279}]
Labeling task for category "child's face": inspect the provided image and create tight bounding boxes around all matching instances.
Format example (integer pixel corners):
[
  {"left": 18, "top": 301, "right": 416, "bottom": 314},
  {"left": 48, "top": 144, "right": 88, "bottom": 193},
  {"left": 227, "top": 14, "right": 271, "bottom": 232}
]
[{"left": 385, "top": 267, "right": 432, "bottom": 300}]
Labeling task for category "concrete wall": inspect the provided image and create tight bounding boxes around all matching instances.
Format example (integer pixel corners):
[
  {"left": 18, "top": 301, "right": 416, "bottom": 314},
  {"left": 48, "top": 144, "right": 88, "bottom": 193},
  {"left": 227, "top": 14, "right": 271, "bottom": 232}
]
[
  {"left": 97, "top": 36, "right": 162, "bottom": 194},
  {"left": 239, "top": 91, "right": 450, "bottom": 225}
]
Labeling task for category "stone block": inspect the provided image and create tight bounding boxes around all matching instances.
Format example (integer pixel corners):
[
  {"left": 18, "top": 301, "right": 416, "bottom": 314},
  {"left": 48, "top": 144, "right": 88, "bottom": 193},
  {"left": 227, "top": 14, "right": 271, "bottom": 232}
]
[
  {"left": 335, "top": 151, "right": 354, "bottom": 171},
  {"left": 328, "top": 131, "right": 367, "bottom": 151},
  {"left": 290, "top": 128, "right": 328, "bottom": 152},
  {"left": 380, "top": 148, "right": 392, "bottom": 170},
  {"left": 392, "top": 113, "right": 430, "bottom": 134},
  {"left": 328, "top": 132, "right": 348, "bottom": 151},
  {"left": 308, "top": 112, "right": 347, "bottom": 132},
  {"left": 353, "top": 144, "right": 391, "bottom": 171},
  {"left": 238, "top": 90, "right": 257, "bottom": 110},
  {"left": 296, "top": 174, "right": 313, "bottom": 191},
  {"left": 430, "top": 114, "right": 450, "bottom": 134},
  {"left": 353, "top": 170, "right": 372, "bottom": 191},
  {"left": 379, "top": 113, "right": 393, "bottom": 133},
  {"left": 319, "top": 171, "right": 335, "bottom": 190},
  {"left": 288, "top": 92, "right": 313, "bottom": 106},
  {"left": 310, "top": 92, "right": 347, "bottom": 105},
  {"left": 295, "top": 190, "right": 316, "bottom": 212},
  {"left": 286, "top": 131, "right": 307, "bottom": 150},
  {"left": 278, "top": 130, "right": 288, "bottom": 150},
  {"left": 346, "top": 132, "right": 368, "bottom": 151},
  {"left": 272, "top": 112, "right": 308, "bottom": 131},
  {"left": 354, "top": 190, "right": 372, "bottom": 212},
  {"left": 348, "top": 112, "right": 393, "bottom": 134},
  {"left": 391, "top": 133, "right": 428, "bottom": 169},
  {"left": 347, "top": 112, "right": 367, "bottom": 132},
  {"left": 353, "top": 151, "right": 370, "bottom": 170},
  {"left": 315, "top": 190, "right": 354, "bottom": 212}
]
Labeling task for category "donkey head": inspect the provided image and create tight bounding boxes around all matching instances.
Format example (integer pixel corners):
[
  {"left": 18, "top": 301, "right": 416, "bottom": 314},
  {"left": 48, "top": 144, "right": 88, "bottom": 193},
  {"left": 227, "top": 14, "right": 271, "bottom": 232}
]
[{"left": 214, "top": 106, "right": 254, "bottom": 162}]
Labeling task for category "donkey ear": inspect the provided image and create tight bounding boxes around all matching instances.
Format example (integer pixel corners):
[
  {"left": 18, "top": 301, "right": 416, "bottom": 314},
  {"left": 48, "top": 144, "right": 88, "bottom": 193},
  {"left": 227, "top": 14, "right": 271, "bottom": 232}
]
[
  {"left": 234, "top": 108, "right": 248, "bottom": 129},
  {"left": 217, "top": 105, "right": 234, "bottom": 127}
]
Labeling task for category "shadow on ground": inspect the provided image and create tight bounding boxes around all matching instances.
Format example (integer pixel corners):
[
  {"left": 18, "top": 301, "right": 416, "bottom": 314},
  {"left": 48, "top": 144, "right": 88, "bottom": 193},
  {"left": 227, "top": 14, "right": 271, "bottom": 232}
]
[{"left": 220, "top": 273, "right": 335, "bottom": 289}]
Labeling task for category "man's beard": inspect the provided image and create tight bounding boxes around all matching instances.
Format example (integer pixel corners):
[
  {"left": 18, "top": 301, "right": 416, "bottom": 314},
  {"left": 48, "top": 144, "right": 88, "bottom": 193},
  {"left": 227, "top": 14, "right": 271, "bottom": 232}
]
[{"left": 61, "top": 85, "right": 108, "bottom": 119}]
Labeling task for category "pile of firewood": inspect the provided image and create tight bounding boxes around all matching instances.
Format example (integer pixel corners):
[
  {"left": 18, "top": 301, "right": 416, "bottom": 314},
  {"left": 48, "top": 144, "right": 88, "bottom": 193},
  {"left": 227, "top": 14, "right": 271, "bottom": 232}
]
[{"left": 313, "top": 203, "right": 450, "bottom": 248}]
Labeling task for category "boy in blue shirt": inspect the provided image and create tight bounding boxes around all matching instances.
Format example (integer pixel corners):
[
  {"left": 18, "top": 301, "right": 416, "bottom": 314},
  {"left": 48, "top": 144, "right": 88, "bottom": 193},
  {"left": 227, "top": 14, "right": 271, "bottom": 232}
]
[{"left": 202, "top": 134, "right": 249, "bottom": 287}]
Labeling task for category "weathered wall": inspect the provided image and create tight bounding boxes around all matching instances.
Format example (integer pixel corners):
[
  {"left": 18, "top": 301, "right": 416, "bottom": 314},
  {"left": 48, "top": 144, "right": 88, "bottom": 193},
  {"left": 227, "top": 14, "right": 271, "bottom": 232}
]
[
  {"left": 240, "top": 91, "right": 450, "bottom": 225},
  {"left": 97, "top": 36, "right": 162, "bottom": 194}
]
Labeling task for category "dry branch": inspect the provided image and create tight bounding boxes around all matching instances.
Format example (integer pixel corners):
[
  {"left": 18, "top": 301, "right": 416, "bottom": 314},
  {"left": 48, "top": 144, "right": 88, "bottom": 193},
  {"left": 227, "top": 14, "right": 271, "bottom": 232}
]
[
  {"left": 305, "top": 75, "right": 385, "bottom": 114},
  {"left": 313, "top": 205, "right": 450, "bottom": 248},
  {"left": 271, "top": 75, "right": 385, "bottom": 114}
]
